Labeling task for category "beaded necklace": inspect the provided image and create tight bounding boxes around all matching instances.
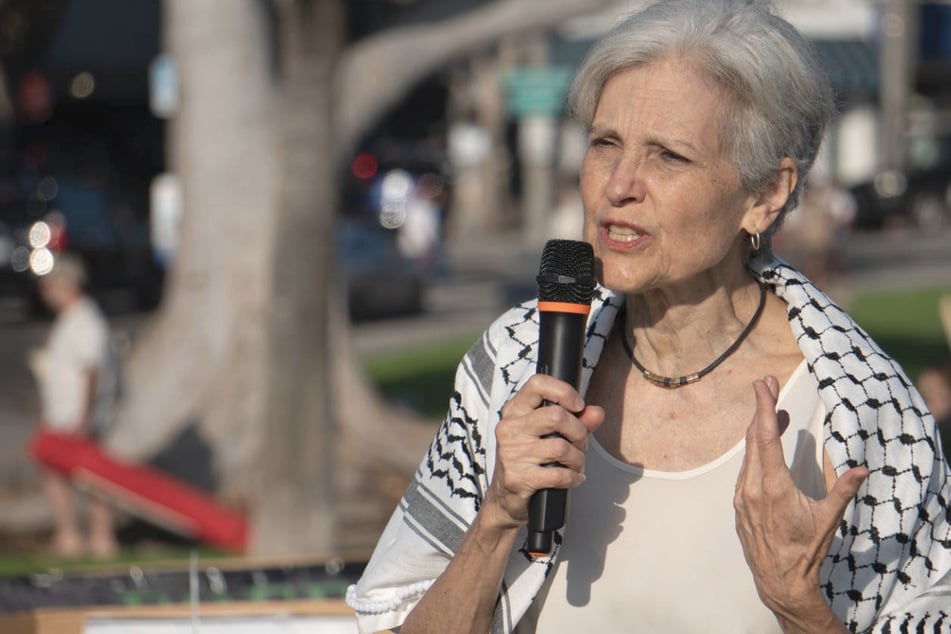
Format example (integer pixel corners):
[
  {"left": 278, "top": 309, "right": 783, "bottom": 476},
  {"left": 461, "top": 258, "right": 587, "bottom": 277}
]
[{"left": 617, "top": 284, "right": 767, "bottom": 388}]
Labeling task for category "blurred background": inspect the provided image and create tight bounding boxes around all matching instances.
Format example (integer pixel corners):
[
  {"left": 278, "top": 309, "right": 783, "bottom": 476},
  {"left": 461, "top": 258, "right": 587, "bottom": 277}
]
[{"left": 0, "top": 0, "right": 949, "bottom": 627}]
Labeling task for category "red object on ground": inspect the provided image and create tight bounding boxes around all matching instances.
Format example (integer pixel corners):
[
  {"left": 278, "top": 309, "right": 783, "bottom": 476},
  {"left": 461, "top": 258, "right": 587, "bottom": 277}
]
[{"left": 30, "top": 429, "right": 248, "bottom": 553}]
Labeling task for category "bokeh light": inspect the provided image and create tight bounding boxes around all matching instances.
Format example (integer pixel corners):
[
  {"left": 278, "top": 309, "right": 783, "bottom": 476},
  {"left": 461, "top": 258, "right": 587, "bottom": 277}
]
[
  {"left": 351, "top": 153, "right": 378, "bottom": 180},
  {"left": 29, "top": 247, "right": 54, "bottom": 276},
  {"left": 69, "top": 72, "right": 96, "bottom": 99},
  {"left": 28, "top": 221, "right": 51, "bottom": 249},
  {"left": 379, "top": 169, "right": 413, "bottom": 229}
]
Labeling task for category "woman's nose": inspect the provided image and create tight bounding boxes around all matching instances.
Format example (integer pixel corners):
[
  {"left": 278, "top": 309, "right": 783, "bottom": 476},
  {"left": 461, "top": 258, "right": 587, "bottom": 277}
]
[{"left": 605, "top": 157, "right": 644, "bottom": 207}]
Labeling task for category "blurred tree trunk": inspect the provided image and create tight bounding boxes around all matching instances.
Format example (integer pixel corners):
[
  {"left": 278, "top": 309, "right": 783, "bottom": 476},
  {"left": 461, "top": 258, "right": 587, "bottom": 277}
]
[
  {"left": 107, "top": 0, "right": 278, "bottom": 495},
  {"left": 108, "top": 0, "right": 614, "bottom": 557},
  {"left": 251, "top": 0, "right": 342, "bottom": 555}
]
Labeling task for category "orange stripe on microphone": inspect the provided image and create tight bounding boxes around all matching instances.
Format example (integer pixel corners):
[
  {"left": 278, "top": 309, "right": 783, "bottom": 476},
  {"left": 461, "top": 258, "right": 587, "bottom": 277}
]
[{"left": 538, "top": 301, "right": 591, "bottom": 315}]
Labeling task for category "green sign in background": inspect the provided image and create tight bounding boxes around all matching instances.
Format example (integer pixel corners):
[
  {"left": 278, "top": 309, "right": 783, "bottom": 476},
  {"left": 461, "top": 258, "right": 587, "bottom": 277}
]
[{"left": 504, "top": 66, "right": 574, "bottom": 117}]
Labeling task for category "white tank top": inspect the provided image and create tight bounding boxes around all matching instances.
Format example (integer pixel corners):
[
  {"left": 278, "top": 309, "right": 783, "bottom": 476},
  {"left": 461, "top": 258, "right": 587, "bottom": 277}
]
[{"left": 528, "top": 360, "right": 826, "bottom": 633}]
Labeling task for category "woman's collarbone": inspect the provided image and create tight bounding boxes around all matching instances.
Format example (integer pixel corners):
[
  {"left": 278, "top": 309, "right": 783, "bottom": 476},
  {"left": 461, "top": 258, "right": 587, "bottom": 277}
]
[{"left": 597, "top": 387, "right": 752, "bottom": 470}]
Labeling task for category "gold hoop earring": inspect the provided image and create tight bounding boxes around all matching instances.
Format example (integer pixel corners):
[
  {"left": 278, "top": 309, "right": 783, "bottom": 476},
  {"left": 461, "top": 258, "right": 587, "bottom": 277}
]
[{"left": 749, "top": 231, "right": 761, "bottom": 252}]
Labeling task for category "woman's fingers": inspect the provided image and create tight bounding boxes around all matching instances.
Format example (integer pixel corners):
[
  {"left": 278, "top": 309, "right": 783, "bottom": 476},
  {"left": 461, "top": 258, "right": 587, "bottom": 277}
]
[
  {"left": 500, "top": 374, "right": 602, "bottom": 450},
  {"left": 501, "top": 374, "right": 587, "bottom": 420},
  {"left": 496, "top": 404, "right": 594, "bottom": 469},
  {"left": 735, "top": 376, "right": 868, "bottom": 621},
  {"left": 742, "top": 377, "right": 794, "bottom": 485},
  {"left": 751, "top": 377, "right": 785, "bottom": 469},
  {"left": 486, "top": 378, "right": 604, "bottom": 525}
]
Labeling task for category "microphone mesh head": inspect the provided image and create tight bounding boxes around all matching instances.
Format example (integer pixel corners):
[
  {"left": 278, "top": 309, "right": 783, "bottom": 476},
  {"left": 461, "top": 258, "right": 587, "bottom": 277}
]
[{"left": 537, "top": 239, "right": 596, "bottom": 304}]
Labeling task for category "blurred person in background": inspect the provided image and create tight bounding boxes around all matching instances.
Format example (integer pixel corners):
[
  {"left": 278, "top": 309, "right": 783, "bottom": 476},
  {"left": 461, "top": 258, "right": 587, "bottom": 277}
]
[
  {"left": 348, "top": 0, "right": 951, "bottom": 632},
  {"left": 29, "top": 253, "right": 119, "bottom": 559},
  {"left": 398, "top": 172, "right": 446, "bottom": 278},
  {"left": 917, "top": 360, "right": 951, "bottom": 461},
  {"left": 918, "top": 294, "right": 951, "bottom": 461},
  {"left": 780, "top": 174, "right": 856, "bottom": 286}
]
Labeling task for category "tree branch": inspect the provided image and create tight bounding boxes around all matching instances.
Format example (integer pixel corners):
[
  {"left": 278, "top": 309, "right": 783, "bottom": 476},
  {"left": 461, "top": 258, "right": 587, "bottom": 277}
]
[{"left": 335, "top": 0, "right": 619, "bottom": 155}]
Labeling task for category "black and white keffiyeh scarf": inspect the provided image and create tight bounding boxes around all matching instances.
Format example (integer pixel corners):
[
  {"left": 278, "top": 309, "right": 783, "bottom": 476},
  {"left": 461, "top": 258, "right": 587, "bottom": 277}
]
[{"left": 347, "top": 256, "right": 951, "bottom": 633}]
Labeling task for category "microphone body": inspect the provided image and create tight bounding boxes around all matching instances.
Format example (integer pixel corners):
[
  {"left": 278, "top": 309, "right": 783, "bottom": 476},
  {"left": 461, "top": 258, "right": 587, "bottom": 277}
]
[{"left": 527, "top": 239, "right": 595, "bottom": 556}]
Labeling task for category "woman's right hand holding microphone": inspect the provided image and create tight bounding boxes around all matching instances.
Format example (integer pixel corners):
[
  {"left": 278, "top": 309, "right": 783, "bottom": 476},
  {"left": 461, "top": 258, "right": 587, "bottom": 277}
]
[{"left": 482, "top": 374, "right": 605, "bottom": 531}]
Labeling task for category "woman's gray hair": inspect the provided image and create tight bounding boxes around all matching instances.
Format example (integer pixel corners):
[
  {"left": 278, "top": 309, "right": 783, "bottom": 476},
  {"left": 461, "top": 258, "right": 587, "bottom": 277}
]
[{"left": 568, "top": 0, "right": 835, "bottom": 252}]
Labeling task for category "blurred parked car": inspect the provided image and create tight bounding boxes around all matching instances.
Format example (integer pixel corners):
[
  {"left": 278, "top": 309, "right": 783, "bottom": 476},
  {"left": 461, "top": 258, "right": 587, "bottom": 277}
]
[
  {"left": 850, "top": 167, "right": 951, "bottom": 231},
  {"left": 850, "top": 135, "right": 951, "bottom": 231},
  {"left": 0, "top": 172, "right": 164, "bottom": 315},
  {"left": 337, "top": 219, "right": 425, "bottom": 321}
]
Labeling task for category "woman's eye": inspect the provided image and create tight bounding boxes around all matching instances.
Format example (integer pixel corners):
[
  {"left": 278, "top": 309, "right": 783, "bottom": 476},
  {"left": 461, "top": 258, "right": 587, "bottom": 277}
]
[{"left": 661, "top": 149, "right": 688, "bottom": 163}]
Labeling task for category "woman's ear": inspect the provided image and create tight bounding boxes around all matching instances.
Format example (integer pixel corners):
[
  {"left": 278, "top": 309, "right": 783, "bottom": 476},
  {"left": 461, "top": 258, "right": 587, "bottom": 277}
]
[{"left": 742, "top": 157, "right": 798, "bottom": 236}]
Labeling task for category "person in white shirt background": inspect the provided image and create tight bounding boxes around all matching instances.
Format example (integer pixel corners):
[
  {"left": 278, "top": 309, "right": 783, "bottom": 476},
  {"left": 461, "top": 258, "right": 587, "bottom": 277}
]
[{"left": 29, "top": 253, "right": 119, "bottom": 559}]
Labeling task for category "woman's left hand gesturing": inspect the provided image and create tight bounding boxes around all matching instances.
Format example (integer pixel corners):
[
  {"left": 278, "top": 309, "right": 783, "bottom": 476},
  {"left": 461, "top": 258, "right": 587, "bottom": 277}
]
[{"left": 734, "top": 376, "right": 868, "bottom": 634}]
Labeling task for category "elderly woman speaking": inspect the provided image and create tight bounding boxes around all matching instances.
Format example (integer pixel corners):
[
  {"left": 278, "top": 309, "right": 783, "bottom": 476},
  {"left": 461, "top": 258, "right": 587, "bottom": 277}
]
[{"left": 347, "top": 0, "right": 951, "bottom": 631}]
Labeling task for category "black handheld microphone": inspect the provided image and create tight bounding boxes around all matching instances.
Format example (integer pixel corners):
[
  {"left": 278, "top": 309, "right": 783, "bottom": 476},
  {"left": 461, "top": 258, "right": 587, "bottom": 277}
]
[{"left": 527, "top": 239, "right": 596, "bottom": 556}]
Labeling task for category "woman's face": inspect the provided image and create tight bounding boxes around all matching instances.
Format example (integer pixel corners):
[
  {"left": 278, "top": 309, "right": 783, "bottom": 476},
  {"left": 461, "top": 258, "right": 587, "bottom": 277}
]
[{"left": 581, "top": 56, "right": 760, "bottom": 294}]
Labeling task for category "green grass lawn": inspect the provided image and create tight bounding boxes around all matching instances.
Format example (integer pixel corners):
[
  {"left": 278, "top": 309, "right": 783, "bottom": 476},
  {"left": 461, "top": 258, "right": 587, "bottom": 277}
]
[
  {"left": 0, "top": 538, "right": 226, "bottom": 578},
  {"left": 362, "top": 285, "right": 951, "bottom": 422},
  {"left": 848, "top": 285, "right": 951, "bottom": 381},
  {"left": 363, "top": 332, "right": 479, "bottom": 420},
  {"left": 365, "top": 287, "right": 951, "bottom": 419},
  {"left": 364, "top": 284, "right": 951, "bottom": 416}
]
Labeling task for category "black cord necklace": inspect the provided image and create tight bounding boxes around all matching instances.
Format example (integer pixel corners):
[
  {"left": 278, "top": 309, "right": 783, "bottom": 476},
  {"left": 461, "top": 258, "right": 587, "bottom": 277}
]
[{"left": 617, "top": 283, "right": 767, "bottom": 389}]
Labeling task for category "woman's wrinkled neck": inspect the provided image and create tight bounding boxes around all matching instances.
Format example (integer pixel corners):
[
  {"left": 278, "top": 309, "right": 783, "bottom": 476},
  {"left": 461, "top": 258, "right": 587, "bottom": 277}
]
[{"left": 621, "top": 257, "right": 762, "bottom": 373}]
